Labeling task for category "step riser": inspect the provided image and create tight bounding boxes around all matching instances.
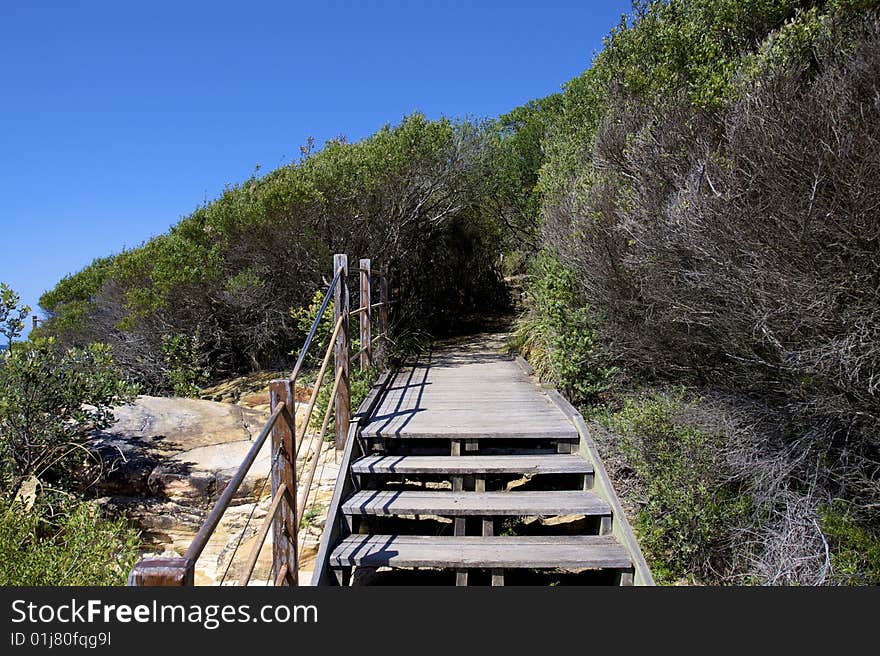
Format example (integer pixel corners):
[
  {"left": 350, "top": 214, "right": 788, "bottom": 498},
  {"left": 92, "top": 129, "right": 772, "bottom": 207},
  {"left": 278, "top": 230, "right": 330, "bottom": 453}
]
[
  {"left": 342, "top": 491, "right": 612, "bottom": 518},
  {"left": 352, "top": 454, "right": 593, "bottom": 476},
  {"left": 363, "top": 437, "right": 580, "bottom": 456},
  {"left": 347, "top": 514, "right": 609, "bottom": 538}
]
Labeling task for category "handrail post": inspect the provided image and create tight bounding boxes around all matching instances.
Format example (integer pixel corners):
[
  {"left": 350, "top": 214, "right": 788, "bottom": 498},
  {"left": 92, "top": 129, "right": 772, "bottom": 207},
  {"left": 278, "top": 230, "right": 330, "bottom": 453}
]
[
  {"left": 333, "top": 254, "right": 350, "bottom": 451},
  {"left": 128, "top": 557, "right": 194, "bottom": 586},
  {"left": 269, "top": 379, "right": 298, "bottom": 585},
  {"left": 359, "top": 258, "right": 371, "bottom": 370},
  {"left": 378, "top": 263, "right": 389, "bottom": 370}
]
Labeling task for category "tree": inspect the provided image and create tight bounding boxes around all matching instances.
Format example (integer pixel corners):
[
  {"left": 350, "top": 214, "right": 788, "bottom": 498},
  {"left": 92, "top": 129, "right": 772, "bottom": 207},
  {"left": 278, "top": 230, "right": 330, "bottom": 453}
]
[
  {"left": 0, "top": 306, "right": 138, "bottom": 494},
  {"left": 0, "top": 283, "right": 29, "bottom": 351}
]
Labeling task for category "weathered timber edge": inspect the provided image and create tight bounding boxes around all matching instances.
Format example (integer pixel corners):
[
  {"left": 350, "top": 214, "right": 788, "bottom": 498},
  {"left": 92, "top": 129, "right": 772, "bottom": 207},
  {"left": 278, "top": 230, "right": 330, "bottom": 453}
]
[
  {"left": 513, "top": 354, "right": 535, "bottom": 377},
  {"left": 544, "top": 387, "right": 655, "bottom": 586},
  {"left": 311, "top": 370, "right": 395, "bottom": 586}
]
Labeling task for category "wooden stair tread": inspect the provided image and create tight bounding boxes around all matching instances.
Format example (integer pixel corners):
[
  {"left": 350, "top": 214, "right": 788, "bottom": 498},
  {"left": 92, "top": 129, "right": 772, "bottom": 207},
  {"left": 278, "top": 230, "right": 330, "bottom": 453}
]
[
  {"left": 360, "top": 426, "right": 579, "bottom": 439},
  {"left": 329, "top": 534, "right": 631, "bottom": 569},
  {"left": 342, "top": 489, "right": 610, "bottom": 517},
  {"left": 361, "top": 356, "right": 578, "bottom": 440},
  {"left": 351, "top": 454, "right": 593, "bottom": 475}
]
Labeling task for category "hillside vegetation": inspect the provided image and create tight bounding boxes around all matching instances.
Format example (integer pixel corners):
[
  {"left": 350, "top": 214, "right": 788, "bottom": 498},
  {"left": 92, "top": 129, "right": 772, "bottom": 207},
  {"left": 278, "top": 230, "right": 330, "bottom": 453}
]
[
  {"left": 0, "top": 287, "right": 140, "bottom": 585},
  {"left": 37, "top": 0, "right": 880, "bottom": 584}
]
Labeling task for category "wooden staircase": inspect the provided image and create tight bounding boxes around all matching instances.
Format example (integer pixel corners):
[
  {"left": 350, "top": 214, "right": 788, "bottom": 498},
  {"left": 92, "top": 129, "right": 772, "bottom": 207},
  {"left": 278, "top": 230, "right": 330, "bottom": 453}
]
[{"left": 313, "top": 337, "right": 653, "bottom": 586}]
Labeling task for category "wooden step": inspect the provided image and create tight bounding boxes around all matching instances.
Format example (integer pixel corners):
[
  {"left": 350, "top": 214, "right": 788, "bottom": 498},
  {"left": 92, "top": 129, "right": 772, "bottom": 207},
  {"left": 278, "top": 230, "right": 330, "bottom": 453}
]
[
  {"left": 361, "top": 425, "right": 579, "bottom": 440},
  {"left": 342, "top": 489, "right": 610, "bottom": 517},
  {"left": 351, "top": 454, "right": 593, "bottom": 476},
  {"left": 329, "top": 534, "right": 631, "bottom": 570}
]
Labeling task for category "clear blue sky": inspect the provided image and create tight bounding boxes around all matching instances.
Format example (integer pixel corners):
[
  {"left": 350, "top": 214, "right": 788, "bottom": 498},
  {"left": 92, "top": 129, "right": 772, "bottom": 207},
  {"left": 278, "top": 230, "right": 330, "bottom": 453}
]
[{"left": 0, "top": 0, "right": 630, "bottom": 334}]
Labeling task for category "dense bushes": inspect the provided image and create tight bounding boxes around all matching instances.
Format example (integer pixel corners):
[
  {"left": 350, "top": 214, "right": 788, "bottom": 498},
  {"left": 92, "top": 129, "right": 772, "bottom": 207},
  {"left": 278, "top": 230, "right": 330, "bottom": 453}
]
[
  {"left": 161, "top": 333, "right": 208, "bottom": 397},
  {"left": 0, "top": 337, "right": 138, "bottom": 493},
  {"left": 511, "top": 253, "right": 615, "bottom": 405},
  {"left": 39, "top": 116, "right": 508, "bottom": 391},
  {"left": 0, "top": 496, "right": 140, "bottom": 586},
  {"left": 595, "top": 391, "right": 752, "bottom": 584},
  {"left": 522, "top": 0, "right": 880, "bottom": 584}
]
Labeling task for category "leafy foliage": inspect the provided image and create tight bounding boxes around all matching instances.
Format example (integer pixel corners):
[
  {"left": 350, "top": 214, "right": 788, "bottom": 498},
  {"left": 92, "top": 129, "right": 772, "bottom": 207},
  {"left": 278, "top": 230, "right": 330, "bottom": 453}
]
[
  {"left": 600, "top": 391, "right": 751, "bottom": 584},
  {"left": 290, "top": 290, "right": 338, "bottom": 371},
  {"left": 40, "top": 115, "right": 507, "bottom": 390},
  {"left": 483, "top": 95, "right": 563, "bottom": 257},
  {"left": 0, "top": 496, "right": 140, "bottom": 586},
  {"left": 511, "top": 253, "right": 615, "bottom": 404},
  {"left": 0, "top": 337, "right": 138, "bottom": 493},
  {"left": 514, "top": 0, "right": 880, "bottom": 584},
  {"left": 161, "top": 333, "right": 209, "bottom": 397},
  {"left": 0, "top": 283, "right": 29, "bottom": 351},
  {"left": 0, "top": 284, "right": 141, "bottom": 586},
  {"left": 820, "top": 500, "right": 880, "bottom": 585}
]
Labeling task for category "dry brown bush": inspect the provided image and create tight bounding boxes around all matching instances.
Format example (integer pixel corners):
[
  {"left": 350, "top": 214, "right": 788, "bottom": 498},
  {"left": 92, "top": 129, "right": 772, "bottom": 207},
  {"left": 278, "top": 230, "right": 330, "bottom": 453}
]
[{"left": 547, "top": 15, "right": 880, "bottom": 583}]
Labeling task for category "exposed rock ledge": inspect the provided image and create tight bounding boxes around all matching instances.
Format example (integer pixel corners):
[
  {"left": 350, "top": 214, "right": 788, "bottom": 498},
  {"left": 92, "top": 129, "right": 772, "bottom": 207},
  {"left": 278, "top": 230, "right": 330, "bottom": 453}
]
[{"left": 94, "top": 394, "right": 338, "bottom": 585}]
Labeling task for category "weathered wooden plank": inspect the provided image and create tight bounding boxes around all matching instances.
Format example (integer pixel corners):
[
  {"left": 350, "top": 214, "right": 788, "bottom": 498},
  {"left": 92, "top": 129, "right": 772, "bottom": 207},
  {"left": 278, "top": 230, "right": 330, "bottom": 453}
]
[
  {"left": 514, "top": 355, "right": 535, "bottom": 377},
  {"left": 238, "top": 482, "right": 294, "bottom": 587},
  {"left": 361, "top": 427, "right": 579, "bottom": 440},
  {"left": 269, "top": 379, "right": 297, "bottom": 586},
  {"left": 342, "top": 490, "right": 611, "bottom": 517},
  {"left": 352, "top": 454, "right": 593, "bottom": 475},
  {"left": 333, "top": 253, "right": 350, "bottom": 450},
  {"left": 329, "top": 535, "right": 632, "bottom": 570},
  {"left": 358, "top": 258, "right": 371, "bottom": 370},
  {"left": 376, "top": 262, "right": 389, "bottom": 369},
  {"left": 361, "top": 345, "right": 578, "bottom": 442},
  {"left": 315, "top": 330, "right": 653, "bottom": 587}
]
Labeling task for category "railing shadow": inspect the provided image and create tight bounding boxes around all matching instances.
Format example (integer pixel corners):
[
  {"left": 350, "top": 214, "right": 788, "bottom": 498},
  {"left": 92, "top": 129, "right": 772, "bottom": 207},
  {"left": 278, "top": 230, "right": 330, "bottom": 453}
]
[{"left": 367, "top": 349, "right": 433, "bottom": 436}]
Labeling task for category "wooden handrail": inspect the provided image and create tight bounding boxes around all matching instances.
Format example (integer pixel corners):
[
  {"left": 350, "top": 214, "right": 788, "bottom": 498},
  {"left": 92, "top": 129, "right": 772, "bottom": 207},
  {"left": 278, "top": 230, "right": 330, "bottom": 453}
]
[
  {"left": 349, "top": 301, "right": 388, "bottom": 316},
  {"left": 359, "top": 259, "right": 372, "bottom": 370},
  {"left": 185, "top": 403, "right": 288, "bottom": 564},
  {"left": 333, "top": 254, "right": 350, "bottom": 450}
]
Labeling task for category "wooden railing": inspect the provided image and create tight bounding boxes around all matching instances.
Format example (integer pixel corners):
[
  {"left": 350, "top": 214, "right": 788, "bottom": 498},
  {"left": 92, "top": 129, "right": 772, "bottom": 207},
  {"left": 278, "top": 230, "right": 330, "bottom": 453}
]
[{"left": 128, "top": 254, "right": 392, "bottom": 586}]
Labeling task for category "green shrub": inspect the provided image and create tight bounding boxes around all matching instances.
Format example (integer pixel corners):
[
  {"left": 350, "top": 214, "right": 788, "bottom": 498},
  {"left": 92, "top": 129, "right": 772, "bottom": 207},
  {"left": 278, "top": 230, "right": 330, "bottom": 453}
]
[
  {"left": 290, "top": 290, "right": 338, "bottom": 370},
  {"left": 161, "top": 333, "right": 208, "bottom": 397},
  {"left": 0, "top": 335, "right": 138, "bottom": 492},
  {"left": 39, "top": 114, "right": 504, "bottom": 387},
  {"left": 820, "top": 500, "right": 880, "bottom": 585},
  {"left": 309, "top": 366, "right": 376, "bottom": 436},
  {"left": 0, "top": 496, "right": 140, "bottom": 586},
  {"left": 0, "top": 284, "right": 141, "bottom": 586},
  {"left": 511, "top": 253, "right": 616, "bottom": 405},
  {"left": 291, "top": 290, "right": 385, "bottom": 436},
  {"left": 0, "top": 283, "right": 29, "bottom": 351},
  {"left": 602, "top": 390, "right": 751, "bottom": 584}
]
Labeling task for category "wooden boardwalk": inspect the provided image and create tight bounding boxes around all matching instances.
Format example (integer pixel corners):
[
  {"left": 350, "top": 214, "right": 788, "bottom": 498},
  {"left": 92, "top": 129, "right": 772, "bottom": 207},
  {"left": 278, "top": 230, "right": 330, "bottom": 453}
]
[
  {"left": 361, "top": 341, "right": 578, "bottom": 440},
  {"left": 313, "top": 334, "right": 653, "bottom": 586}
]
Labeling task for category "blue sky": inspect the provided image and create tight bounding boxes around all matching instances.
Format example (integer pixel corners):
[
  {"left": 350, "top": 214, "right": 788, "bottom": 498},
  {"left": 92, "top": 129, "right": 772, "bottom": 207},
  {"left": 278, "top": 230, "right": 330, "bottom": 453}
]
[{"left": 0, "top": 0, "right": 630, "bottom": 334}]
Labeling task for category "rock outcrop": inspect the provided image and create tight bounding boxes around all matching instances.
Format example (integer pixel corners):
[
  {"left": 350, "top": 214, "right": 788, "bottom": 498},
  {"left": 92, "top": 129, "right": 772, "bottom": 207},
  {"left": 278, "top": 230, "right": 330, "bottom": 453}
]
[{"left": 95, "top": 390, "right": 338, "bottom": 585}]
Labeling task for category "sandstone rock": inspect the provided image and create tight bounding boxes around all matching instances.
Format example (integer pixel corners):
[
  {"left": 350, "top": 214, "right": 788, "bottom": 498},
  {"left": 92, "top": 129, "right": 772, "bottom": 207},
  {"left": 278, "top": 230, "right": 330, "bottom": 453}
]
[{"left": 96, "top": 390, "right": 337, "bottom": 585}]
